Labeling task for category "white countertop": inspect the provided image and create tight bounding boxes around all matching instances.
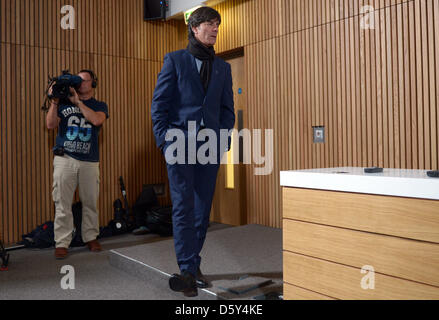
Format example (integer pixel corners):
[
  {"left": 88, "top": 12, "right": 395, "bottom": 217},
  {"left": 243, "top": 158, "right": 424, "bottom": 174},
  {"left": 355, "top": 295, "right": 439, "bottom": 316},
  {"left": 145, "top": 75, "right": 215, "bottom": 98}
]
[{"left": 280, "top": 167, "right": 439, "bottom": 200}]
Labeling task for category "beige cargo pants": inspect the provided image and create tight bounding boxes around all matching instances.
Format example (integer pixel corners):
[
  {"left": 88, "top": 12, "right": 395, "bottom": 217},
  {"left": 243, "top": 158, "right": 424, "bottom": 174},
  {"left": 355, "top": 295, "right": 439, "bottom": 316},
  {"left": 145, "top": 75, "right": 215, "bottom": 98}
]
[{"left": 52, "top": 155, "right": 100, "bottom": 248}]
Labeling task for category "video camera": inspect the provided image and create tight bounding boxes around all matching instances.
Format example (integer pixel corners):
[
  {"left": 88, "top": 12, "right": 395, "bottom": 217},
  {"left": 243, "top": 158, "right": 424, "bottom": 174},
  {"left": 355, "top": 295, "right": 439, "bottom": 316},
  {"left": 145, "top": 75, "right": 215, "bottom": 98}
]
[{"left": 41, "top": 70, "right": 83, "bottom": 112}]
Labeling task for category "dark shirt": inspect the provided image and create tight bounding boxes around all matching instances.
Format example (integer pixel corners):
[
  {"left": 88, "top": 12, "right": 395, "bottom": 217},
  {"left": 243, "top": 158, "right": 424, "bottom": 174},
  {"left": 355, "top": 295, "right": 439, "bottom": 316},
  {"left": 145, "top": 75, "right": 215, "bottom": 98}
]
[{"left": 54, "top": 98, "right": 109, "bottom": 162}]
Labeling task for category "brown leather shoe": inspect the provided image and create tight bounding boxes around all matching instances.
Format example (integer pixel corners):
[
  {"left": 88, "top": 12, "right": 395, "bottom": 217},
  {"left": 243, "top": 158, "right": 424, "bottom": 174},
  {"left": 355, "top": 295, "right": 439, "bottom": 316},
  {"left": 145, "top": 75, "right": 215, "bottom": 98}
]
[
  {"left": 86, "top": 240, "right": 102, "bottom": 252},
  {"left": 55, "top": 247, "right": 68, "bottom": 260}
]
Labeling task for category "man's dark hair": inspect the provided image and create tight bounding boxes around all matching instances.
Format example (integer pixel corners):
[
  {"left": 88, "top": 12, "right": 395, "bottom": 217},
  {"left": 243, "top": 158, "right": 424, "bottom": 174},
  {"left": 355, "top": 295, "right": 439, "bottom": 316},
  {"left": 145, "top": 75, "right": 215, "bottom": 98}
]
[{"left": 187, "top": 6, "right": 221, "bottom": 37}]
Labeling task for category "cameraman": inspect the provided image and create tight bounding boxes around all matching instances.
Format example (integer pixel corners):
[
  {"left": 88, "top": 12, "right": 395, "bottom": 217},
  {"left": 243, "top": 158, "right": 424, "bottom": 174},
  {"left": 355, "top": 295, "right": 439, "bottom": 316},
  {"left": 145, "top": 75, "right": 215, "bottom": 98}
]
[{"left": 46, "top": 70, "right": 109, "bottom": 260}]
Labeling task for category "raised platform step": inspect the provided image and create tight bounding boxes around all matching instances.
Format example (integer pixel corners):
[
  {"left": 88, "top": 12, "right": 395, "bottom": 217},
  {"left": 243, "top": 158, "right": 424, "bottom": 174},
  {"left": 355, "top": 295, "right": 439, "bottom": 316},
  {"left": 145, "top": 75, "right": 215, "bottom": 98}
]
[{"left": 108, "top": 224, "right": 283, "bottom": 300}]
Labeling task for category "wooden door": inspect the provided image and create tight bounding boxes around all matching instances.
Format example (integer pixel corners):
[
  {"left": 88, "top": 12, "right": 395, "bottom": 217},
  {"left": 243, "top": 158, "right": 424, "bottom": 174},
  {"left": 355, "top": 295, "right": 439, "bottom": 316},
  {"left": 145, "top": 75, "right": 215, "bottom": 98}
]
[{"left": 211, "top": 54, "right": 247, "bottom": 226}]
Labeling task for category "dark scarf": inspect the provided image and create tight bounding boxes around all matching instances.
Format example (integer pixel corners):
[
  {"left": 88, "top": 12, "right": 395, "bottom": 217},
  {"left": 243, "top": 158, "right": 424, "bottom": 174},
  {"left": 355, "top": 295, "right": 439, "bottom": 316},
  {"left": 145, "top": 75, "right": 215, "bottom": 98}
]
[{"left": 187, "top": 33, "right": 215, "bottom": 92}]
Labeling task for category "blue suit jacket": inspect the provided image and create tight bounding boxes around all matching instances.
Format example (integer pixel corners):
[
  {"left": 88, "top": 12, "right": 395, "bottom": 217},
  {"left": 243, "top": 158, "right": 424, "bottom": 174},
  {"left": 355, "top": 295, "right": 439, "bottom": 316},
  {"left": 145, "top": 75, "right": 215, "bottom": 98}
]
[{"left": 151, "top": 49, "right": 235, "bottom": 150}]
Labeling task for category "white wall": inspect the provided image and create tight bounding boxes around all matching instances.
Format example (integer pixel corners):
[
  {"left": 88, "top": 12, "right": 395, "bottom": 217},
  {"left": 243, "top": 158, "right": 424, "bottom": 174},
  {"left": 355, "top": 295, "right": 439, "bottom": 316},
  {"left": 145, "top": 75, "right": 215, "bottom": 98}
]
[{"left": 167, "top": 0, "right": 226, "bottom": 19}]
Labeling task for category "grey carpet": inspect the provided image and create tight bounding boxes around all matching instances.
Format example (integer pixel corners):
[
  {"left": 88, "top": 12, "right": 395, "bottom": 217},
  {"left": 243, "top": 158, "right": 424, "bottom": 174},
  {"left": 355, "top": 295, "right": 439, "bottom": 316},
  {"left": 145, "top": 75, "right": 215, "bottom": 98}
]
[
  {"left": 0, "top": 224, "right": 223, "bottom": 300},
  {"left": 0, "top": 223, "right": 283, "bottom": 300},
  {"left": 109, "top": 224, "right": 283, "bottom": 300}
]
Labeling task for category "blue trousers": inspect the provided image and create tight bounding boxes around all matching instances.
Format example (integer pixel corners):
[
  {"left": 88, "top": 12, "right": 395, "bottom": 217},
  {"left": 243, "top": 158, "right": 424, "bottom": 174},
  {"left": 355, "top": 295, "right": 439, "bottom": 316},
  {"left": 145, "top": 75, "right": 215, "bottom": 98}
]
[{"left": 165, "top": 135, "right": 223, "bottom": 276}]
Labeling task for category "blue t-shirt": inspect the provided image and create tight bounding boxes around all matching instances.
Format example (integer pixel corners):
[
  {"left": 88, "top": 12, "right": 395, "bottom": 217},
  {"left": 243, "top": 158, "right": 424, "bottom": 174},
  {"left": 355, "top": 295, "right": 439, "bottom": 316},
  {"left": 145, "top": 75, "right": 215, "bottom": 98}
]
[{"left": 54, "top": 98, "right": 109, "bottom": 162}]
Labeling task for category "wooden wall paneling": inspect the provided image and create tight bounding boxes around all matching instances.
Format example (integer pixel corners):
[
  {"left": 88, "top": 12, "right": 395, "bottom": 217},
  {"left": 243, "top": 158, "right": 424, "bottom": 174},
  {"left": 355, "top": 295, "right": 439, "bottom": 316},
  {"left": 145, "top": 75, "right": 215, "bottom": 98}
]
[
  {"left": 408, "top": 2, "right": 418, "bottom": 168},
  {"left": 369, "top": 6, "right": 378, "bottom": 167},
  {"left": 248, "top": 44, "right": 254, "bottom": 224},
  {"left": 255, "top": 41, "right": 261, "bottom": 225},
  {"left": 435, "top": 0, "right": 439, "bottom": 171},
  {"left": 293, "top": 32, "right": 299, "bottom": 170},
  {"left": 102, "top": 53, "right": 109, "bottom": 223},
  {"left": 318, "top": 24, "right": 324, "bottom": 168},
  {"left": 35, "top": 46, "right": 42, "bottom": 228},
  {"left": 272, "top": 38, "right": 279, "bottom": 225},
  {"left": 24, "top": 46, "right": 30, "bottom": 234},
  {"left": 137, "top": 0, "right": 142, "bottom": 59},
  {"left": 0, "top": 0, "right": 179, "bottom": 244},
  {"left": 122, "top": 54, "right": 128, "bottom": 205},
  {"left": 270, "top": 0, "right": 276, "bottom": 39},
  {"left": 129, "top": 55, "right": 135, "bottom": 203},
  {"left": 0, "top": 43, "right": 4, "bottom": 241},
  {"left": 414, "top": 0, "right": 424, "bottom": 168},
  {"left": 18, "top": 43, "right": 24, "bottom": 236},
  {"left": 275, "top": 37, "right": 280, "bottom": 227},
  {"left": 88, "top": 0, "right": 93, "bottom": 55},
  {"left": 319, "top": 23, "right": 326, "bottom": 167},
  {"left": 384, "top": 5, "right": 393, "bottom": 168},
  {"left": 262, "top": 40, "right": 267, "bottom": 226},
  {"left": 354, "top": 14, "right": 362, "bottom": 167},
  {"left": 420, "top": 0, "right": 430, "bottom": 170},
  {"left": 2, "top": 38, "right": 6, "bottom": 244},
  {"left": 11, "top": 0, "right": 15, "bottom": 43},
  {"left": 112, "top": 53, "right": 118, "bottom": 221},
  {"left": 341, "top": 17, "right": 348, "bottom": 167},
  {"left": 3, "top": 10, "right": 9, "bottom": 240},
  {"left": 287, "top": 34, "right": 292, "bottom": 173},
  {"left": 286, "top": 33, "right": 291, "bottom": 170},
  {"left": 228, "top": 1, "right": 233, "bottom": 50},
  {"left": 12, "top": 42, "right": 18, "bottom": 243},
  {"left": 7, "top": 42, "right": 14, "bottom": 243},
  {"left": 2, "top": 0, "right": 439, "bottom": 241},
  {"left": 310, "top": 26, "right": 316, "bottom": 168},
  {"left": 0, "top": 0, "right": 5, "bottom": 43},
  {"left": 307, "top": 17, "right": 313, "bottom": 168},
  {"left": 402, "top": 2, "right": 411, "bottom": 168},
  {"left": 330, "top": 20, "right": 337, "bottom": 167},
  {"left": 5, "top": 43, "right": 10, "bottom": 241},
  {"left": 364, "top": 4, "right": 372, "bottom": 167},
  {"left": 396, "top": 3, "right": 405, "bottom": 168},
  {"left": 112, "top": 53, "right": 119, "bottom": 216},
  {"left": 370, "top": 6, "right": 378, "bottom": 167},
  {"left": 245, "top": 44, "right": 251, "bottom": 223},
  {"left": 278, "top": 36, "right": 284, "bottom": 174},
  {"left": 325, "top": 23, "right": 332, "bottom": 168},
  {"left": 296, "top": 30, "right": 302, "bottom": 169},
  {"left": 299, "top": 23, "right": 305, "bottom": 169},
  {"left": 22, "top": 43, "right": 29, "bottom": 236},
  {"left": 141, "top": 59, "right": 146, "bottom": 191},
  {"left": 350, "top": 13, "right": 357, "bottom": 167},
  {"left": 262, "top": 0, "right": 267, "bottom": 43},
  {"left": 427, "top": 0, "right": 437, "bottom": 170},
  {"left": 21, "top": 44, "right": 29, "bottom": 236},
  {"left": 304, "top": 27, "right": 310, "bottom": 169},
  {"left": 258, "top": 41, "right": 263, "bottom": 224},
  {"left": 322, "top": 23, "right": 329, "bottom": 167},
  {"left": 287, "top": 33, "right": 293, "bottom": 170},
  {"left": 134, "top": 57, "right": 139, "bottom": 200},
  {"left": 16, "top": 43, "right": 22, "bottom": 240}
]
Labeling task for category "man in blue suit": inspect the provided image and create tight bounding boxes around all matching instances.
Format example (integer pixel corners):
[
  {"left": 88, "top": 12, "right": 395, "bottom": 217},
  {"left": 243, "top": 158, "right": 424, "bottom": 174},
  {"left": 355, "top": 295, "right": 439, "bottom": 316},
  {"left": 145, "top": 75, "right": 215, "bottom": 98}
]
[{"left": 151, "top": 7, "right": 235, "bottom": 297}]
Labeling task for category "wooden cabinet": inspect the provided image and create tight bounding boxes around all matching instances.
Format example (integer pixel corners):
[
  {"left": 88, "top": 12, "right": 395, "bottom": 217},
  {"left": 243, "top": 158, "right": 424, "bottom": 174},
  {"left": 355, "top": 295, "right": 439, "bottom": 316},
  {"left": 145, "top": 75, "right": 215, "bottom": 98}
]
[{"left": 281, "top": 168, "right": 439, "bottom": 300}]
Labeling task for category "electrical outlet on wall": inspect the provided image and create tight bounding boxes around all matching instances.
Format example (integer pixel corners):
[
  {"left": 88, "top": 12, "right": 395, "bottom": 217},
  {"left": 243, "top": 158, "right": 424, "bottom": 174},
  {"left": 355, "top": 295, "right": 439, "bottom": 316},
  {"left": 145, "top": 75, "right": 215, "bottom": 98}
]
[{"left": 313, "top": 126, "right": 325, "bottom": 143}]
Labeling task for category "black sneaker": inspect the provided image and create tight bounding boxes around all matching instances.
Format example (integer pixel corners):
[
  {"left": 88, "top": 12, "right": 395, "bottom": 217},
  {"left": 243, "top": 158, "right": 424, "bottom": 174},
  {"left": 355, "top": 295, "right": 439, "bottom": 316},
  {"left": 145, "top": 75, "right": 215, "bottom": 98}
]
[
  {"left": 196, "top": 268, "right": 210, "bottom": 288},
  {"left": 169, "top": 271, "right": 198, "bottom": 297}
]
